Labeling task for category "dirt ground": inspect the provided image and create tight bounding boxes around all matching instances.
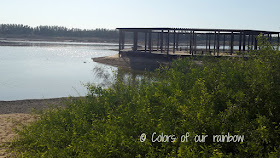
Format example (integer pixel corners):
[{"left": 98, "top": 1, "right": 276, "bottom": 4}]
[
  {"left": 0, "top": 97, "right": 79, "bottom": 157},
  {"left": 0, "top": 113, "right": 37, "bottom": 158}
]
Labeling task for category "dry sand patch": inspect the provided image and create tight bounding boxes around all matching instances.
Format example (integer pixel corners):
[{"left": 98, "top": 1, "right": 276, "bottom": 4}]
[{"left": 0, "top": 113, "right": 36, "bottom": 158}]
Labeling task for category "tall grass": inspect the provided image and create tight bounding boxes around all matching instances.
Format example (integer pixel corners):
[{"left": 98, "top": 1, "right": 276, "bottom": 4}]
[{"left": 11, "top": 36, "right": 280, "bottom": 157}]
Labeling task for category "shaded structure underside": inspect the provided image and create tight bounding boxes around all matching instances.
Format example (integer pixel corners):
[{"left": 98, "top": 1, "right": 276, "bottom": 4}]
[{"left": 117, "top": 28, "right": 280, "bottom": 57}]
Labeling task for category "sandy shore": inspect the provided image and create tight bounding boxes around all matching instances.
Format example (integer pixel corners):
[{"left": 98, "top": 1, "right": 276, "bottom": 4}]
[
  {"left": 0, "top": 113, "right": 37, "bottom": 158},
  {"left": 0, "top": 97, "right": 79, "bottom": 157},
  {"left": 92, "top": 53, "right": 172, "bottom": 71},
  {"left": 0, "top": 97, "right": 78, "bottom": 115}
]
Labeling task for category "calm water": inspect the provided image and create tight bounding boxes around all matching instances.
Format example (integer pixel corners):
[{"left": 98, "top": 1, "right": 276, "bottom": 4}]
[{"left": 0, "top": 42, "right": 118, "bottom": 101}]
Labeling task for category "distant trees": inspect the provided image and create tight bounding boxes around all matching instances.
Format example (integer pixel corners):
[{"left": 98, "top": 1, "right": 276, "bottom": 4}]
[{"left": 0, "top": 24, "right": 119, "bottom": 39}]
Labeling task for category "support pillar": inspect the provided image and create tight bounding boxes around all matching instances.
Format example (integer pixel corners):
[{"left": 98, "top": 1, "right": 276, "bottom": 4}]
[
  {"left": 217, "top": 31, "right": 220, "bottom": 56},
  {"left": 243, "top": 33, "right": 246, "bottom": 51},
  {"left": 167, "top": 30, "right": 170, "bottom": 55},
  {"left": 165, "top": 32, "right": 168, "bottom": 51},
  {"left": 251, "top": 35, "right": 254, "bottom": 49},
  {"left": 190, "top": 31, "right": 193, "bottom": 55},
  {"left": 148, "top": 32, "right": 152, "bottom": 53},
  {"left": 176, "top": 33, "right": 179, "bottom": 50},
  {"left": 122, "top": 32, "right": 125, "bottom": 49},
  {"left": 173, "top": 30, "right": 176, "bottom": 53},
  {"left": 119, "top": 30, "right": 122, "bottom": 52},
  {"left": 230, "top": 31, "right": 234, "bottom": 55},
  {"left": 145, "top": 32, "right": 147, "bottom": 52},
  {"left": 239, "top": 32, "right": 242, "bottom": 52},
  {"left": 254, "top": 35, "right": 258, "bottom": 50},
  {"left": 206, "top": 34, "right": 208, "bottom": 52},
  {"left": 208, "top": 34, "right": 211, "bottom": 55},
  {"left": 277, "top": 33, "right": 280, "bottom": 46},
  {"left": 160, "top": 30, "right": 163, "bottom": 53},
  {"left": 247, "top": 35, "right": 250, "bottom": 50},
  {"left": 214, "top": 31, "right": 216, "bottom": 54},
  {"left": 157, "top": 33, "right": 159, "bottom": 51},
  {"left": 223, "top": 34, "right": 226, "bottom": 52},
  {"left": 133, "top": 31, "right": 138, "bottom": 52},
  {"left": 118, "top": 30, "right": 123, "bottom": 57},
  {"left": 194, "top": 32, "right": 196, "bottom": 54}
]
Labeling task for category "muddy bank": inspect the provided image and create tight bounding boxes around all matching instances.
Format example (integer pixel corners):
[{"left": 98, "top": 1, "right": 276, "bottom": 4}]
[
  {"left": 92, "top": 53, "right": 172, "bottom": 71},
  {"left": 0, "top": 97, "right": 80, "bottom": 114}
]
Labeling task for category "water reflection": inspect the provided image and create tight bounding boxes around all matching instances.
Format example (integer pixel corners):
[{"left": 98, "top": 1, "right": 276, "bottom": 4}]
[{"left": 0, "top": 42, "right": 118, "bottom": 101}]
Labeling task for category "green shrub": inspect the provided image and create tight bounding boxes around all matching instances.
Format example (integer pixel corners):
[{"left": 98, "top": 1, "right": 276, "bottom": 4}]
[{"left": 11, "top": 36, "right": 280, "bottom": 157}]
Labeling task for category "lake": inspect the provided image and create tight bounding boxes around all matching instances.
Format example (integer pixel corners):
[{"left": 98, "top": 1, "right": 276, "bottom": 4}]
[{"left": 0, "top": 41, "right": 118, "bottom": 101}]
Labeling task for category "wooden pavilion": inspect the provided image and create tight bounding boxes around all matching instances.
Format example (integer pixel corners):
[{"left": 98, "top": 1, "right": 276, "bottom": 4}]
[{"left": 117, "top": 28, "right": 280, "bottom": 57}]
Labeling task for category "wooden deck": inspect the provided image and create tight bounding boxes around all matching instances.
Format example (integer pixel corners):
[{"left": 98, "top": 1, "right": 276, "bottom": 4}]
[{"left": 119, "top": 48, "right": 246, "bottom": 59}]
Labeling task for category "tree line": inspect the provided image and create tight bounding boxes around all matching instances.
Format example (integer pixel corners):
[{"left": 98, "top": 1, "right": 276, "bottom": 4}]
[{"left": 0, "top": 24, "right": 119, "bottom": 39}]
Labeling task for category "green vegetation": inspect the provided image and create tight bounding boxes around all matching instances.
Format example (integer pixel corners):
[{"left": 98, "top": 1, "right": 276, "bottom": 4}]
[{"left": 11, "top": 36, "right": 280, "bottom": 157}]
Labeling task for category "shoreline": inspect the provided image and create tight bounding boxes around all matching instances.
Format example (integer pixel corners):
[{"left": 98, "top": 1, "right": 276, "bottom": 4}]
[
  {"left": 0, "top": 36, "right": 118, "bottom": 44},
  {"left": 92, "top": 54, "right": 171, "bottom": 71},
  {"left": 0, "top": 97, "right": 81, "bottom": 114},
  {"left": 0, "top": 39, "right": 119, "bottom": 47}
]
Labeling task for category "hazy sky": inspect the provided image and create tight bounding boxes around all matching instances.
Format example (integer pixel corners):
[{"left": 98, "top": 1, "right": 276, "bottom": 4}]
[{"left": 1, "top": 0, "right": 279, "bottom": 31}]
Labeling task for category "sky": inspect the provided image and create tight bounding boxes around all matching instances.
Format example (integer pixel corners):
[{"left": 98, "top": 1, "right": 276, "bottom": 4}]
[{"left": 0, "top": 0, "right": 279, "bottom": 31}]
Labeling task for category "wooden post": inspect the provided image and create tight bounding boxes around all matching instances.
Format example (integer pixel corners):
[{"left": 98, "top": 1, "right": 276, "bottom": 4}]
[
  {"left": 148, "top": 32, "right": 152, "bottom": 53},
  {"left": 206, "top": 34, "right": 208, "bottom": 52},
  {"left": 157, "top": 33, "right": 159, "bottom": 51},
  {"left": 119, "top": 30, "right": 123, "bottom": 57},
  {"left": 190, "top": 31, "right": 193, "bottom": 55},
  {"left": 133, "top": 31, "right": 138, "bottom": 52},
  {"left": 223, "top": 34, "right": 226, "bottom": 52},
  {"left": 176, "top": 33, "right": 179, "bottom": 50},
  {"left": 230, "top": 31, "right": 234, "bottom": 55},
  {"left": 160, "top": 30, "right": 163, "bottom": 53},
  {"left": 119, "top": 30, "right": 122, "bottom": 57},
  {"left": 239, "top": 32, "right": 242, "bottom": 52},
  {"left": 214, "top": 31, "right": 216, "bottom": 54},
  {"left": 122, "top": 31, "right": 125, "bottom": 49},
  {"left": 251, "top": 35, "right": 254, "bottom": 50},
  {"left": 208, "top": 34, "right": 211, "bottom": 55},
  {"left": 277, "top": 33, "right": 280, "bottom": 46},
  {"left": 173, "top": 30, "right": 176, "bottom": 53},
  {"left": 165, "top": 32, "right": 168, "bottom": 51},
  {"left": 217, "top": 31, "right": 220, "bottom": 56},
  {"left": 247, "top": 35, "right": 250, "bottom": 50},
  {"left": 194, "top": 32, "right": 196, "bottom": 54},
  {"left": 185, "top": 32, "right": 188, "bottom": 51},
  {"left": 254, "top": 35, "right": 258, "bottom": 50},
  {"left": 243, "top": 33, "right": 246, "bottom": 51},
  {"left": 145, "top": 32, "right": 147, "bottom": 52},
  {"left": 167, "top": 30, "right": 170, "bottom": 55}
]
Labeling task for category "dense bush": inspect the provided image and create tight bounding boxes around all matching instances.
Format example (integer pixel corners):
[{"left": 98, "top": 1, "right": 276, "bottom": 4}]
[{"left": 11, "top": 36, "right": 280, "bottom": 157}]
